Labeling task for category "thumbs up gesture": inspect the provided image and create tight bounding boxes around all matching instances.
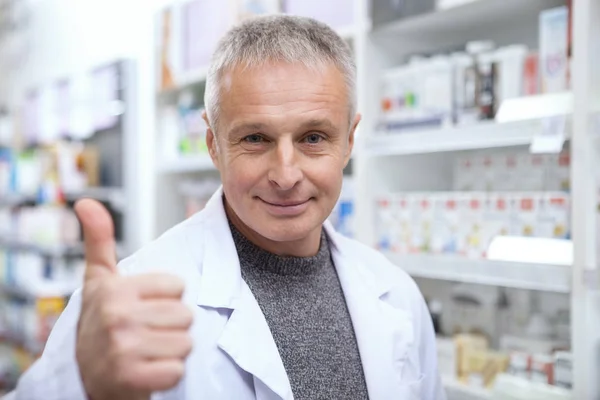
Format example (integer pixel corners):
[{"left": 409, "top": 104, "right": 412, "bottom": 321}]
[{"left": 74, "top": 199, "right": 193, "bottom": 400}]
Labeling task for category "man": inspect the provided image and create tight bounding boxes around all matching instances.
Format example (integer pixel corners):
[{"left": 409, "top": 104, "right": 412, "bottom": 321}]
[{"left": 12, "top": 15, "right": 445, "bottom": 400}]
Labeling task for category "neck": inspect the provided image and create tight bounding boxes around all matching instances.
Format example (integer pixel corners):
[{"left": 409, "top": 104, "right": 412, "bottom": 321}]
[{"left": 224, "top": 197, "right": 322, "bottom": 257}]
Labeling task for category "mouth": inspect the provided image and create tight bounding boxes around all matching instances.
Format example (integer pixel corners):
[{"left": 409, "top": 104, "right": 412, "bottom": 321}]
[
  {"left": 257, "top": 197, "right": 312, "bottom": 217},
  {"left": 259, "top": 198, "right": 311, "bottom": 207}
]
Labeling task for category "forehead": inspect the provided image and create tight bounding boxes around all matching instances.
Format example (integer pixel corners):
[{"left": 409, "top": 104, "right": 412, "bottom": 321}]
[{"left": 218, "top": 62, "right": 349, "bottom": 129}]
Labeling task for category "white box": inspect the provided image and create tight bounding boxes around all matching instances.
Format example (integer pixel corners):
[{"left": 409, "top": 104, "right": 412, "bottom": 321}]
[
  {"left": 481, "top": 194, "right": 510, "bottom": 257},
  {"left": 393, "top": 194, "right": 413, "bottom": 254},
  {"left": 461, "top": 194, "right": 485, "bottom": 259},
  {"left": 454, "top": 155, "right": 477, "bottom": 191},
  {"left": 545, "top": 152, "right": 570, "bottom": 192},
  {"left": 539, "top": 6, "right": 569, "bottom": 93},
  {"left": 494, "top": 153, "right": 521, "bottom": 191},
  {"left": 519, "top": 153, "right": 547, "bottom": 191},
  {"left": 374, "top": 196, "right": 395, "bottom": 251},
  {"left": 436, "top": 336, "right": 457, "bottom": 380},
  {"left": 430, "top": 194, "right": 448, "bottom": 254},
  {"left": 410, "top": 194, "right": 433, "bottom": 254},
  {"left": 510, "top": 194, "right": 540, "bottom": 238},
  {"left": 537, "top": 193, "right": 570, "bottom": 239}
]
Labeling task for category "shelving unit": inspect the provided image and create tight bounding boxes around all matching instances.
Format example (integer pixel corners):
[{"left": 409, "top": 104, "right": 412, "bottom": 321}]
[
  {"left": 385, "top": 253, "right": 571, "bottom": 293},
  {"left": 443, "top": 377, "right": 491, "bottom": 400},
  {"left": 146, "top": 0, "right": 599, "bottom": 397},
  {"left": 363, "top": 118, "right": 568, "bottom": 157}
]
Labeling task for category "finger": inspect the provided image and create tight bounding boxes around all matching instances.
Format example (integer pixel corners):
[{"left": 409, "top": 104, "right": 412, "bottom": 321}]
[
  {"left": 136, "top": 330, "right": 193, "bottom": 359},
  {"left": 125, "top": 360, "right": 186, "bottom": 392},
  {"left": 75, "top": 199, "right": 117, "bottom": 281},
  {"left": 134, "top": 301, "right": 194, "bottom": 329},
  {"left": 130, "top": 274, "right": 186, "bottom": 299}
]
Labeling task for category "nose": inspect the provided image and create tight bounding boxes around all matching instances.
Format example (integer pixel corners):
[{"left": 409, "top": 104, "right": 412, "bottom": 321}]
[{"left": 267, "top": 139, "right": 303, "bottom": 191}]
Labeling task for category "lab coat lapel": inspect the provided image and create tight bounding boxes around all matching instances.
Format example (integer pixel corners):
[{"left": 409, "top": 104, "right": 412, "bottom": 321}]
[
  {"left": 325, "top": 223, "right": 415, "bottom": 400},
  {"left": 196, "top": 188, "right": 293, "bottom": 400}
]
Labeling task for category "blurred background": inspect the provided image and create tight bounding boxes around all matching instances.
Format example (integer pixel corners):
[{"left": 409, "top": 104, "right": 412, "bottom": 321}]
[{"left": 0, "top": 0, "right": 599, "bottom": 398}]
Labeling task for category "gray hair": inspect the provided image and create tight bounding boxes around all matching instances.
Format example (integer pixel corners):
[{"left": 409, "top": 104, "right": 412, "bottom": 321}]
[{"left": 204, "top": 14, "right": 356, "bottom": 131}]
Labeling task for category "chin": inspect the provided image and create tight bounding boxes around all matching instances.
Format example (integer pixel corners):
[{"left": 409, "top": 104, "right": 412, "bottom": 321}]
[{"left": 258, "top": 217, "right": 321, "bottom": 243}]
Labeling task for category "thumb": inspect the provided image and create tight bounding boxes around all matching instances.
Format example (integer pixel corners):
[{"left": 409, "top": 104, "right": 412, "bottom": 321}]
[{"left": 74, "top": 199, "right": 118, "bottom": 281}]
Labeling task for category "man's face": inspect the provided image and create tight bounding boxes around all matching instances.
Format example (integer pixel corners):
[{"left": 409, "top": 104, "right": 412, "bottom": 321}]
[{"left": 205, "top": 62, "right": 359, "bottom": 252}]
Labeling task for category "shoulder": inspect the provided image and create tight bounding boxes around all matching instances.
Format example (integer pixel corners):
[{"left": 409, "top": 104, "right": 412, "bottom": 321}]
[{"left": 117, "top": 209, "right": 212, "bottom": 276}]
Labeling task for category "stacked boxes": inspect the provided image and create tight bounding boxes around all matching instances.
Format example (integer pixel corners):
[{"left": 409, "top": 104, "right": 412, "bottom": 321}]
[
  {"left": 453, "top": 151, "right": 570, "bottom": 193},
  {"left": 374, "top": 192, "right": 570, "bottom": 259}
]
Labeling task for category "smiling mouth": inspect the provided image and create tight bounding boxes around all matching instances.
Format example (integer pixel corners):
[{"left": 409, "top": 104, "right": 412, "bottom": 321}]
[{"left": 258, "top": 198, "right": 311, "bottom": 207}]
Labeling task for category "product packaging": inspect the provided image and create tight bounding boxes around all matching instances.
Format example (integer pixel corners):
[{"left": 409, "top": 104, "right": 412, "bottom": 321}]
[
  {"left": 545, "top": 152, "right": 570, "bottom": 192},
  {"left": 476, "top": 51, "right": 497, "bottom": 120},
  {"left": 453, "top": 155, "right": 477, "bottom": 191},
  {"left": 451, "top": 52, "right": 479, "bottom": 125},
  {"left": 537, "top": 193, "right": 570, "bottom": 239},
  {"left": 494, "top": 45, "right": 528, "bottom": 105},
  {"left": 455, "top": 333, "right": 489, "bottom": 380},
  {"left": 436, "top": 336, "right": 457, "bottom": 380},
  {"left": 394, "top": 195, "right": 412, "bottom": 254},
  {"left": 553, "top": 351, "right": 573, "bottom": 389},
  {"left": 430, "top": 195, "right": 448, "bottom": 254},
  {"left": 462, "top": 194, "right": 485, "bottom": 259},
  {"left": 530, "top": 353, "right": 554, "bottom": 385},
  {"left": 411, "top": 195, "right": 433, "bottom": 253},
  {"left": 442, "top": 197, "right": 461, "bottom": 254},
  {"left": 495, "top": 153, "right": 520, "bottom": 191},
  {"left": 421, "top": 55, "right": 453, "bottom": 128},
  {"left": 462, "top": 349, "right": 509, "bottom": 388},
  {"left": 523, "top": 52, "right": 540, "bottom": 95},
  {"left": 519, "top": 154, "right": 547, "bottom": 191},
  {"left": 539, "top": 6, "right": 570, "bottom": 93},
  {"left": 374, "top": 196, "right": 395, "bottom": 251},
  {"left": 507, "top": 351, "right": 531, "bottom": 380}
]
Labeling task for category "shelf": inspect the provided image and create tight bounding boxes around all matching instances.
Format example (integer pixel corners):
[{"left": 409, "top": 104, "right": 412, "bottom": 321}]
[
  {"left": 0, "top": 194, "right": 36, "bottom": 207},
  {"left": 157, "top": 155, "right": 216, "bottom": 174},
  {"left": 443, "top": 377, "right": 491, "bottom": 400},
  {"left": 372, "top": 0, "right": 563, "bottom": 38},
  {"left": 384, "top": 253, "right": 570, "bottom": 293},
  {"left": 0, "top": 238, "right": 127, "bottom": 260},
  {"left": 0, "top": 281, "right": 77, "bottom": 300},
  {"left": 0, "top": 238, "right": 84, "bottom": 258},
  {"left": 63, "top": 187, "right": 125, "bottom": 209},
  {"left": 364, "top": 120, "right": 551, "bottom": 156}
]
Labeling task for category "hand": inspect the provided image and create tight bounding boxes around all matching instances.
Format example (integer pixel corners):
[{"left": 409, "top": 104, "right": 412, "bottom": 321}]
[{"left": 74, "top": 199, "right": 193, "bottom": 400}]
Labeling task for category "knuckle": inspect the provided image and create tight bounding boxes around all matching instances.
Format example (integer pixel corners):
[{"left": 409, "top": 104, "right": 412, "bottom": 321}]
[
  {"left": 164, "top": 362, "right": 185, "bottom": 387},
  {"left": 100, "top": 302, "right": 130, "bottom": 330},
  {"left": 108, "top": 330, "right": 136, "bottom": 358},
  {"left": 180, "top": 306, "right": 194, "bottom": 327},
  {"left": 181, "top": 334, "right": 193, "bottom": 356}
]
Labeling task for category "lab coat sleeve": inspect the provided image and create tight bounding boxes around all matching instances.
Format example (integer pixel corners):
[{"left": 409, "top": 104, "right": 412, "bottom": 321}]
[
  {"left": 12, "top": 289, "right": 88, "bottom": 399},
  {"left": 418, "top": 295, "right": 447, "bottom": 400}
]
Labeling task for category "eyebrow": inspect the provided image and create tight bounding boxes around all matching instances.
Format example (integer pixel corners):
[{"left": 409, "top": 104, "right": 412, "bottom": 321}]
[
  {"left": 228, "top": 123, "right": 267, "bottom": 138},
  {"left": 301, "top": 118, "right": 338, "bottom": 132},
  {"left": 227, "top": 118, "right": 339, "bottom": 138}
]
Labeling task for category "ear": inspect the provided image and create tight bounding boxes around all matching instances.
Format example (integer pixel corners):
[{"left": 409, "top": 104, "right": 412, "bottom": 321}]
[
  {"left": 203, "top": 110, "right": 219, "bottom": 169},
  {"left": 344, "top": 113, "right": 361, "bottom": 168}
]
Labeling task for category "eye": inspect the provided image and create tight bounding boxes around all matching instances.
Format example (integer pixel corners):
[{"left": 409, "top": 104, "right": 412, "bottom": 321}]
[
  {"left": 304, "top": 133, "right": 324, "bottom": 144},
  {"left": 243, "top": 134, "right": 264, "bottom": 144}
]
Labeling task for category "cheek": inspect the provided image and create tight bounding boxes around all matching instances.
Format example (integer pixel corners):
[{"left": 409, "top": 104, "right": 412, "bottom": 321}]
[{"left": 220, "top": 156, "right": 264, "bottom": 195}]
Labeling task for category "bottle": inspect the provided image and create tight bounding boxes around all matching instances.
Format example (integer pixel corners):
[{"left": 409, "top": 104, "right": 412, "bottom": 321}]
[{"left": 465, "top": 41, "right": 496, "bottom": 122}]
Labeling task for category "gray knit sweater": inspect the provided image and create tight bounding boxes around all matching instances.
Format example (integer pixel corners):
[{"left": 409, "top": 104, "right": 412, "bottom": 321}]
[{"left": 230, "top": 223, "right": 369, "bottom": 399}]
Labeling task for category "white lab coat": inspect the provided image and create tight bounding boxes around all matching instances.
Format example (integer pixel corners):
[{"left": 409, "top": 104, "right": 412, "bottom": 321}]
[{"left": 13, "top": 188, "right": 446, "bottom": 400}]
